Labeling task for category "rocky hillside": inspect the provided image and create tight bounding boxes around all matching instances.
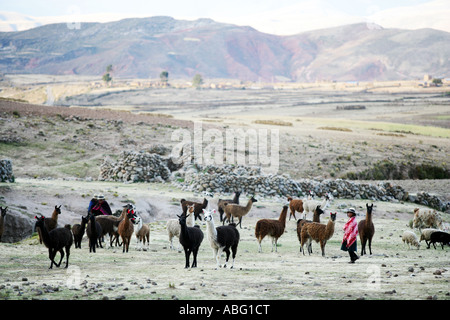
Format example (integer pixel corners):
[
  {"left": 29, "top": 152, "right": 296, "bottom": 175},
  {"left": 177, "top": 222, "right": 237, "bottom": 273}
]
[{"left": 1, "top": 17, "right": 449, "bottom": 81}]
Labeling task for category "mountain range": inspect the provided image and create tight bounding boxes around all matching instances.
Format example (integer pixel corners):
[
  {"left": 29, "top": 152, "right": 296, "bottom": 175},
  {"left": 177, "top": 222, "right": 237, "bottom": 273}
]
[{"left": 1, "top": 16, "right": 449, "bottom": 82}]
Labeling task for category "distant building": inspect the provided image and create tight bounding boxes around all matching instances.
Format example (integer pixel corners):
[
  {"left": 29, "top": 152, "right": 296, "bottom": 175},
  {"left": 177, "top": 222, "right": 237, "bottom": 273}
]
[{"left": 424, "top": 75, "right": 433, "bottom": 81}]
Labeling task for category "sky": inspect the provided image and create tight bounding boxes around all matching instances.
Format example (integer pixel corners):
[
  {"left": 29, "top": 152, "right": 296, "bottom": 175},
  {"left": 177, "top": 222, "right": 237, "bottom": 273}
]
[{"left": 1, "top": 0, "right": 449, "bottom": 34}]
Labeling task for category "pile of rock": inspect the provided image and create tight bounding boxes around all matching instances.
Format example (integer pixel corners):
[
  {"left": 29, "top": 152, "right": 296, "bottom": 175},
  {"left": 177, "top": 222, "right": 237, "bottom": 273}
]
[
  {"left": 297, "top": 179, "right": 409, "bottom": 202},
  {"left": 98, "top": 151, "right": 171, "bottom": 182},
  {"left": 408, "top": 192, "right": 449, "bottom": 212},
  {"left": 178, "top": 164, "right": 302, "bottom": 197},
  {"left": 0, "top": 159, "right": 14, "bottom": 183}
]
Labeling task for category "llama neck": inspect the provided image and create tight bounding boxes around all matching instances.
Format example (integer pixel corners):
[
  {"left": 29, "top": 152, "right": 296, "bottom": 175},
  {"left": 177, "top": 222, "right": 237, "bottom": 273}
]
[
  {"left": 313, "top": 211, "right": 321, "bottom": 222},
  {"left": 366, "top": 211, "right": 373, "bottom": 224},
  {"left": 52, "top": 209, "right": 59, "bottom": 221},
  {"left": 38, "top": 222, "right": 52, "bottom": 247},
  {"left": 279, "top": 207, "right": 288, "bottom": 225},
  {"left": 246, "top": 199, "right": 254, "bottom": 210},
  {"left": 325, "top": 219, "right": 335, "bottom": 239},
  {"left": 320, "top": 197, "right": 328, "bottom": 210},
  {"left": 206, "top": 218, "right": 217, "bottom": 240},
  {"left": 137, "top": 218, "right": 143, "bottom": 231}
]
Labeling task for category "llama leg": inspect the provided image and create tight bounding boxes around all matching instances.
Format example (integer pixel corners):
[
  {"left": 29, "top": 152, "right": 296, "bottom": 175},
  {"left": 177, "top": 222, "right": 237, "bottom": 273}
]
[
  {"left": 184, "top": 248, "right": 190, "bottom": 268},
  {"left": 320, "top": 241, "right": 325, "bottom": 257},
  {"left": 360, "top": 239, "right": 366, "bottom": 256},
  {"left": 192, "top": 248, "right": 199, "bottom": 268},
  {"left": 223, "top": 248, "right": 231, "bottom": 268},
  {"left": 368, "top": 237, "right": 372, "bottom": 255},
  {"left": 65, "top": 247, "right": 70, "bottom": 268}
]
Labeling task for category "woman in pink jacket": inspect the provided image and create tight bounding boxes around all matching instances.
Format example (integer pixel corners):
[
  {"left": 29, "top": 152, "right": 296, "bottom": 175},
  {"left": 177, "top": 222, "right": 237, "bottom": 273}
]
[{"left": 341, "top": 208, "right": 359, "bottom": 263}]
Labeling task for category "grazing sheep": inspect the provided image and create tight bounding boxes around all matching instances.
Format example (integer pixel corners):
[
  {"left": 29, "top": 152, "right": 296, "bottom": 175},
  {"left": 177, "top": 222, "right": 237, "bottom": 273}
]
[
  {"left": 217, "top": 191, "right": 241, "bottom": 222},
  {"left": 133, "top": 214, "right": 150, "bottom": 251},
  {"left": 413, "top": 208, "right": 443, "bottom": 231},
  {"left": 37, "top": 205, "right": 61, "bottom": 244},
  {"left": 167, "top": 205, "right": 195, "bottom": 250},
  {"left": 287, "top": 197, "right": 304, "bottom": 221},
  {"left": 223, "top": 196, "right": 258, "bottom": 228},
  {"left": 296, "top": 205, "right": 324, "bottom": 253},
  {"left": 358, "top": 203, "right": 375, "bottom": 256},
  {"left": 181, "top": 198, "right": 208, "bottom": 221},
  {"left": 0, "top": 206, "right": 8, "bottom": 242},
  {"left": 429, "top": 231, "right": 450, "bottom": 250},
  {"left": 87, "top": 214, "right": 103, "bottom": 253},
  {"left": 118, "top": 208, "right": 136, "bottom": 253},
  {"left": 178, "top": 213, "right": 204, "bottom": 268},
  {"left": 34, "top": 215, "right": 73, "bottom": 269},
  {"left": 402, "top": 230, "right": 420, "bottom": 250},
  {"left": 302, "top": 193, "right": 330, "bottom": 220},
  {"left": 300, "top": 212, "right": 337, "bottom": 256},
  {"left": 419, "top": 228, "right": 440, "bottom": 249},
  {"left": 255, "top": 205, "right": 288, "bottom": 253},
  {"left": 72, "top": 215, "right": 88, "bottom": 249},
  {"left": 203, "top": 209, "right": 240, "bottom": 269}
]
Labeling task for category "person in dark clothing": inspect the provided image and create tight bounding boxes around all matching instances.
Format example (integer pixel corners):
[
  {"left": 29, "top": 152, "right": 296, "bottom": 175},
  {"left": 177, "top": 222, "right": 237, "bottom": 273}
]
[{"left": 91, "top": 194, "right": 113, "bottom": 216}]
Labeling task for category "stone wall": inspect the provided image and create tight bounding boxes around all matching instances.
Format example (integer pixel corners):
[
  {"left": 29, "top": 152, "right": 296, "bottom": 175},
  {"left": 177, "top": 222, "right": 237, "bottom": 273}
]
[
  {"left": 98, "top": 151, "right": 171, "bottom": 182},
  {"left": 0, "top": 159, "right": 14, "bottom": 183}
]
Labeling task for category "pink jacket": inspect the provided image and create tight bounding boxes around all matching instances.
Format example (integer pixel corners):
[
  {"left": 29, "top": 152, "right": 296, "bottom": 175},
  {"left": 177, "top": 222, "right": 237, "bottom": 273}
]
[{"left": 343, "top": 216, "right": 358, "bottom": 247}]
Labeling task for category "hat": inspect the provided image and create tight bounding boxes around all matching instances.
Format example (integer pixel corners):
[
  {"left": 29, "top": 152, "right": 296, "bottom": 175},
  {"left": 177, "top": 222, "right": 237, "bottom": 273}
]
[
  {"left": 347, "top": 208, "right": 356, "bottom": 215},
  {"left": 97, "top": 195, "right": 105, "bottom": 200}
]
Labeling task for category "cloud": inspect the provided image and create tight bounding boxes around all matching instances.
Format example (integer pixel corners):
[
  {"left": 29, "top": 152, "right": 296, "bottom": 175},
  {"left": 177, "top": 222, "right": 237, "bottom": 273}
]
[{"left": 367, "top": 0, "right": 450, "bottom": 33}]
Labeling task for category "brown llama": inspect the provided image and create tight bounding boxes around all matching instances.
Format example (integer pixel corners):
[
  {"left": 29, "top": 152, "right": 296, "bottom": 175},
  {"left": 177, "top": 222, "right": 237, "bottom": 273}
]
[
  {"left": 37, "top": 205, "right": 61, "bottom": 244},
  {"left": 224, "top": 196, "right": 258, "bottom": 228},
  {"left": 296, "top": 205, "right": 324, "bottom": 253},
  {"left": 118, "top": 207, "right": 136, "bottom": 253},
  {"left": 287, "top": 197, "right": 304, "bottom": 221},
  {"left": 217, "top": 191, "right": 241, "bottom": 222},
  {"left": 358, "top": 203, "right": 375, "bottom": 256},
  {"left": 301, "top": 212, "right": 337, "bottom": 256},
  {"left": 181, "top": 198, "right": 208, "bottom": 221},
  {"left": 255, "top": 205, "right": 288, "bottom": 252}
]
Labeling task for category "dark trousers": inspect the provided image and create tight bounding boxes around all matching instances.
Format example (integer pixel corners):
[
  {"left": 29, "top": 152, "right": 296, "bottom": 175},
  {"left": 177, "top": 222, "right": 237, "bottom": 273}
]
[{"left": 348, "top": 250, "right": 358, "bottom": 262}]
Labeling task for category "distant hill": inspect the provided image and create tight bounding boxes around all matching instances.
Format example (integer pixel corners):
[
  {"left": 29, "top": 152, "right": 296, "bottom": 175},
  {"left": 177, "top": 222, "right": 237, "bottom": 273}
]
[{"left": 1, "top": 16, "right": 449, "bottom": 81}]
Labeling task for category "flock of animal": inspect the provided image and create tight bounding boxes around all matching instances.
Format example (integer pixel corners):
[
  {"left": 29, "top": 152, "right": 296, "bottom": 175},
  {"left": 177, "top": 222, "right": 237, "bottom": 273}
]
[{"left": 0, "top": 191, "right": 449, "bottom": 270}]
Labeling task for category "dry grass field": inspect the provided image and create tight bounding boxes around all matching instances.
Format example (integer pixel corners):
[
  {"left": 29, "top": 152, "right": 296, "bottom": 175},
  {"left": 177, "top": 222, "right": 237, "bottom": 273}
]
[{"left": 0, "top": 75, "right": 449, "bottom": 303}]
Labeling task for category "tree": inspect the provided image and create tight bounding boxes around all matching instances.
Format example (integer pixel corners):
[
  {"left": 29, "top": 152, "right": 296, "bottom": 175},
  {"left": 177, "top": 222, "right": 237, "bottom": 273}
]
[
  {"left": 192, "top": 74, "right": 203, "bottom": 88},
  {"left": 102, "top": 73, "right": 112, "bottom": 86},
  {"left": 432, "top": 78, "right": 442, "bottom": 86},
  {"left": 160, "top": 71, "right": 169, "bottom": 86},
  {"left": 103, "top": 65, "right": 113, "bottom": 86}
]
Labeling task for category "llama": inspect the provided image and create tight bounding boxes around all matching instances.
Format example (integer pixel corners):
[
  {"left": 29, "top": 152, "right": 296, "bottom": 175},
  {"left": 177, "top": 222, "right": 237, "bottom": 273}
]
[
  {"left": 203, "top": 209, "right": 240, "bottom": 269},
  {"left": 301, "top": 212, "right": 337, "bottom": 256},
  {"left": 255, "top": 205, "right": 288, "bottom": 253},
  {"left": 133, "top": 214, "right": 150, "bottom": 251},
  {"left": 358, "top": 203, "right": 375, "bottom": 256},
  {"left": 0, "top": 206, "right": 8, "bottom": 242},
  {"left": 302, "top": 193, "right": 330, "bottom": 220},
  {"left": 118, "top": 207, "right": 136, "bottom": 253},
  {"left": 178, "top": 213, "right": 204, "bottom": 268},
  {"left": 87, "top": 214, "right": 103, "bottom": 253},
  {"left": 167, "top": 205, "right": 195, "bottom": 250},
  {"left": 95, "top": 205, "right": 130, "bottom": 248},
  {"left": 413, "top": 208, "right": 443, "bottom": 231},
  {"left": 217, "top": 191, "right": 241, "bottom": 222},
  {"left": 34, "top": 215, "right": 73, "bottom": 269},
  {"left": 287, "top": 197, "right": 304, "bottom": 221},
  {"left": 296, "top": 205, "right": 324, "bottom": 253},
  {"left": 72, "top": 215, "right": 88, "bottom": 249},
  {"left": 181, "top": 198, "right": 208, "bottom": 221},
  {"left": 37, "top": 205, "right": 61, "bottom": 244},
  {"left": 223, "top": 196, "right": 258, "bottom": 228}
]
